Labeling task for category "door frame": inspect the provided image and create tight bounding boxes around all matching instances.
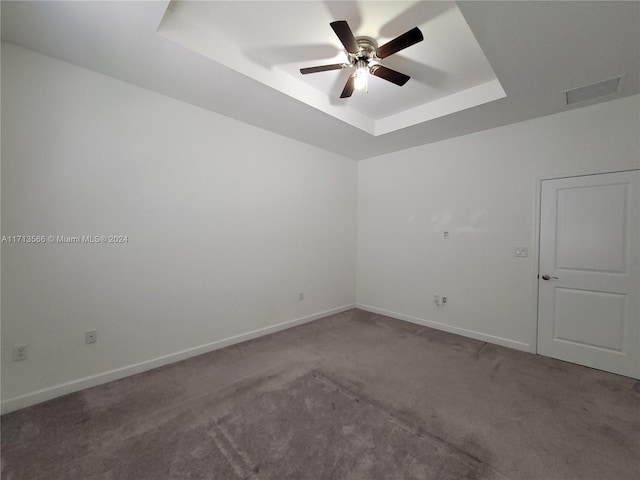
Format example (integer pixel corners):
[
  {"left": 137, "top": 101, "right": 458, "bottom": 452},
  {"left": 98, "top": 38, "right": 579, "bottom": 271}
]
[{"left": 532, "top": 167, "right": 640, "bottom": 355}]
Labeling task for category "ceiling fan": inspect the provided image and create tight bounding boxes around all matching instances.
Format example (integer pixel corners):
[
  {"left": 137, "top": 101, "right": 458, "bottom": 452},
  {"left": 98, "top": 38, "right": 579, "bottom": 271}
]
[{"left": 300, "top": 21, "right": 424, "bottom": 98}]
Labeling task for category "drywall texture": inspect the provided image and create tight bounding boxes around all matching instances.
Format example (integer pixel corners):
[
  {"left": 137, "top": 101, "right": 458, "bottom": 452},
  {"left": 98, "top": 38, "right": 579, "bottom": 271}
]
[
  {"left": 357, "top": 94, "right": 640, "bottom": 351},
  {"left": 1, "top": 43, "right": 357, "bottom": 408}
]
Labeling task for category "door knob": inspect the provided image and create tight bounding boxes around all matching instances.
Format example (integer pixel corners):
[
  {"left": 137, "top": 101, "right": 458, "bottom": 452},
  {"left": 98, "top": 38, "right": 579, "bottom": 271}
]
[{"left": 541, "top": 274, "right": 558, "bottom": 280}]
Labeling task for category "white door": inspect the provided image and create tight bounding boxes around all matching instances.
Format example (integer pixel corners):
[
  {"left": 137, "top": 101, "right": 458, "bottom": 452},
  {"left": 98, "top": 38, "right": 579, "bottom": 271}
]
[{"left": 538, "top": 170, "right": 639, "bottom": 378}]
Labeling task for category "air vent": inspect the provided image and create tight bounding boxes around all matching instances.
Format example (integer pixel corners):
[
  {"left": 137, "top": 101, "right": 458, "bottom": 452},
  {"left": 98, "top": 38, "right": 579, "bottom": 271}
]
[{"left": 565, "top": 76, "right": 623, "bottom": 105}]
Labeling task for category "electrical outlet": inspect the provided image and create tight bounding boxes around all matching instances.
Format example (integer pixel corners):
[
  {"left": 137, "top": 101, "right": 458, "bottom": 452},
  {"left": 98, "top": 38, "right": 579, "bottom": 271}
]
[
  {"left": 515, "top": 247, "right": 528, "bottom": 257},
  {"left": 299, "top": 293, "right": 304, "bottom": 301},
  {"left": 85, "top": 330, "right": 97, "bottom": 344},
  {"left": 434, "top": 295, "right": 448, "bottom": 307},
  {"left": 443, "top": 231, "right": 449, "bottom": 239},
  {"left": 13, "top": 344, "right": 28, "bottom": 361}
]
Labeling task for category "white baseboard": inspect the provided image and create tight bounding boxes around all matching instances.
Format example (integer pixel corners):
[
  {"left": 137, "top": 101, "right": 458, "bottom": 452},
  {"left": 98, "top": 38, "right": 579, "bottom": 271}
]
[
  {"left": 1, "top": 304, "right": 355, "bottom": 414},
  {"left": 356, "top": 304, "right": 530, "bottom": 353}
]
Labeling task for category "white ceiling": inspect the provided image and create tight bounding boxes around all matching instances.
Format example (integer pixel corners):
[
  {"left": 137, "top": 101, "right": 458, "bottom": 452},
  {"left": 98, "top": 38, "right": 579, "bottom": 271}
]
[{"left": 1, "top": 1, "right": 639, "bottom": 160}]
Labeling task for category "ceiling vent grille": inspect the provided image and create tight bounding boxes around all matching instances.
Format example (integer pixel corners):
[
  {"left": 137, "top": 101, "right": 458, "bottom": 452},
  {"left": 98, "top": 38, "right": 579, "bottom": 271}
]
[{"left": 565, "top": 76, "right": 623, "bottom": 105}]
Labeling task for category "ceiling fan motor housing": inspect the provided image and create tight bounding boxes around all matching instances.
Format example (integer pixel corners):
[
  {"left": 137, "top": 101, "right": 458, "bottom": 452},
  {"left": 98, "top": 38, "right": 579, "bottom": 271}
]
[{"left": 352, "top": 36, "right": 378, "bottom": 68}]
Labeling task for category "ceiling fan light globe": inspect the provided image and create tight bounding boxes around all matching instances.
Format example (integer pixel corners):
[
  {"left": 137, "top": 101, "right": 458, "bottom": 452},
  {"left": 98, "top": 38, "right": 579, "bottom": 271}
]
[{"left": 354, "top": 67, "right": 368, "bottom": 92}]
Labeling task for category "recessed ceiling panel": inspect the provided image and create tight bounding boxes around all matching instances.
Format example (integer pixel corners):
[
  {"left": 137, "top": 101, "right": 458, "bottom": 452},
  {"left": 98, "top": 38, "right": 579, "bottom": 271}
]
[{"left": 158, "top": 0, "right": 506, "bottom": 135}]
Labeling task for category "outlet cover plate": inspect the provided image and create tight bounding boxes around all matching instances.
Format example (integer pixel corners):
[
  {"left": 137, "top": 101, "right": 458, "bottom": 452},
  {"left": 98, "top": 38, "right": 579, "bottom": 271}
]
[
  {"left": 13, "top": 344, "right": 27, "bottom": 361},
  {"left": 85, "top": 330, "right": 98, "bottom": 344}
]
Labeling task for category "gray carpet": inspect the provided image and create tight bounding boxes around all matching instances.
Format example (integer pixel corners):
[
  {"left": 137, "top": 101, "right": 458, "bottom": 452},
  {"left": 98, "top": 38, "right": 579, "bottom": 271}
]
[
  {"left": 2, "top": 309, "right": 639, "bottom": 479},
  {"left": 210, "top": 371, "right": 507, "bottom": 480}
]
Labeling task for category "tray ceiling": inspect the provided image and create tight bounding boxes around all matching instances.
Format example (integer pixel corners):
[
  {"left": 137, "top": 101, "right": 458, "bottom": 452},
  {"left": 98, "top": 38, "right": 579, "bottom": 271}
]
[{"left": 158, "top": 1, "right": 505, "bottom": 135}]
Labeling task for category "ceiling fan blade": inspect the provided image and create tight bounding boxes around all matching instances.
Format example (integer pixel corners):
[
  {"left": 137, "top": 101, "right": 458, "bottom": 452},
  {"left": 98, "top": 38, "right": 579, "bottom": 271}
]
[
  {"left": 300, "top": 64, "right": 345, "bottom": 74},
  {"left": 330, "top": 20, "right": 359, "bottom": 54},
  {"left": 340, "top": 76, "right": 355, "bottom": 98},
  {"left": 375, "top": 27, "right": 424, "bottom": 59},
  {"left": 370, "top": 65, "right": 410, "bottom": 86}
]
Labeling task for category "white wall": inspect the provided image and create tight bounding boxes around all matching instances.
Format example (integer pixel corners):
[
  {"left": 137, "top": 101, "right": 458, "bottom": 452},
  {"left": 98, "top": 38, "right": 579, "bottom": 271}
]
[
  {"left": 357, "top": 94, "right": 640, "bottom": 351},
  {"left": 1, "top": 43, "right": 357, "bottom": 412},
  {"left": 3, "top": 40, "right": 639, "bottom": 414}
]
